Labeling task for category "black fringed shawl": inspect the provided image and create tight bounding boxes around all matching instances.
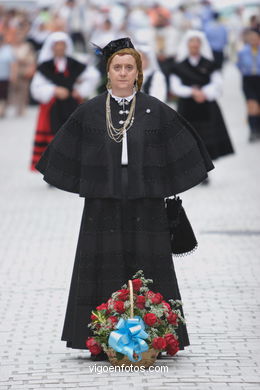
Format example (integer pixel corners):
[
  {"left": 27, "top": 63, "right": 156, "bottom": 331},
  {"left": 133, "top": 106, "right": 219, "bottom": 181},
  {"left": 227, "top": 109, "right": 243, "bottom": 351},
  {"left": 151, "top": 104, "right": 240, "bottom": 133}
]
[{"left": 35, "top": 90, "right": 214, "bottom": 198}]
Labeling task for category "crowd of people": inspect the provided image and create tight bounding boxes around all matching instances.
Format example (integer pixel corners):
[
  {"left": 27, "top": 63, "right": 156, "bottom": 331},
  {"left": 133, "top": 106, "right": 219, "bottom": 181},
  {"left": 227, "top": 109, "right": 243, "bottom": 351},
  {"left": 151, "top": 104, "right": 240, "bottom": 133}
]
[{"left": 0, "top": 0, "right": 259, "bottom": 158}]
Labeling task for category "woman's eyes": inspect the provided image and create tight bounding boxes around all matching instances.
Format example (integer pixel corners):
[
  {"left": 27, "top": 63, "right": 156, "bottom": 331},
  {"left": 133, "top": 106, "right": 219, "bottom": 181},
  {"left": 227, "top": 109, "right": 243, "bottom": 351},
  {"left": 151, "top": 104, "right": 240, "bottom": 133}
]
[{"left": 113, "top": 65, "right": 134, "bottom": 70}]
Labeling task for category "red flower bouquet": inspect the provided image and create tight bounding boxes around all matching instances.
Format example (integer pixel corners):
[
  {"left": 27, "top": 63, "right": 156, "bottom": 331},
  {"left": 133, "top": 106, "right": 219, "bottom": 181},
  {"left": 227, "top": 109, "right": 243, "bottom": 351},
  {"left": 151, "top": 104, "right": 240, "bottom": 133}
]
[{"left": 86, "top": 270, "right": 185, "bottom": 367}]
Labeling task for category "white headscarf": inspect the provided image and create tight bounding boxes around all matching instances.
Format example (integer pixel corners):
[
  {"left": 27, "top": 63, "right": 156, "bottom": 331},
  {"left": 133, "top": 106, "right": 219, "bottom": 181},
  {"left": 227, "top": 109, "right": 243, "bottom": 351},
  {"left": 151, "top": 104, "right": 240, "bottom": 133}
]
[
  {"left": 175, "top": 29, "right": 213, "bottom": 63},
  {"left": 37, "top": 31, "right": 74, "bottom": 64},
  {"left": 136, "top": 43, "right": 160, "bottom": 72}
]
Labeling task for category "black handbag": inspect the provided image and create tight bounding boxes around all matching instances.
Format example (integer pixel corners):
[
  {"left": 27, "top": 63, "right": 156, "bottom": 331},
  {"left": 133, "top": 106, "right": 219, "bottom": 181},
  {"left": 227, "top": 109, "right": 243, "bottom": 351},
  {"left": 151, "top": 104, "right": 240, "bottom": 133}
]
[{"left": 164, "top": 196, "right": 198, "bottom": 256}]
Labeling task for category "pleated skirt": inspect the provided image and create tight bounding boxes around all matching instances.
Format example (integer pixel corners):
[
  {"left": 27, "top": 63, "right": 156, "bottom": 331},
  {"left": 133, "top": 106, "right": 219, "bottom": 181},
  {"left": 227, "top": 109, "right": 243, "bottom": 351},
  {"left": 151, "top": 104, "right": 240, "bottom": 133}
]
[
  {"left": 61, "top": 165, "right": 190, "bottom": 350},
  {"left": 178, "top": 99, "right": 234, "bottom": 160}
]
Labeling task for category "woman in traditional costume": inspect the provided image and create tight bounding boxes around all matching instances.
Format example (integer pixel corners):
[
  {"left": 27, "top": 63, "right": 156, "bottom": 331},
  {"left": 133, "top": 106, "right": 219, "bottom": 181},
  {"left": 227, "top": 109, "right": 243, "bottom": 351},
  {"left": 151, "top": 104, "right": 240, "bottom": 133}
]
[
  {"left": 137, "top": 43, "right": 167, "bottom": 102},
  {"left": 170, "top": 30, "right": 234, "bottom": 183},
  {"left": 35, "top": 37, "right": 214, "bottom": 360},
  {"left": 29, "top": 31, "right": 99, "bottom": 172}
]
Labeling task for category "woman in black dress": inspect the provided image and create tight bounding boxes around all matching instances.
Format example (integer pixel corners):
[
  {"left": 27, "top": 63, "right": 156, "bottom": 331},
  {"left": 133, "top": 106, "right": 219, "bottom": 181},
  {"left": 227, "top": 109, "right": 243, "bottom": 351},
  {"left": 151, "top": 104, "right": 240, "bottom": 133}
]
[
  {"left": 170, "top": 30, "right": 234, "bottom": 183},
  {"left": 35, "top": 37, "right": 214, "bottom": 360}
]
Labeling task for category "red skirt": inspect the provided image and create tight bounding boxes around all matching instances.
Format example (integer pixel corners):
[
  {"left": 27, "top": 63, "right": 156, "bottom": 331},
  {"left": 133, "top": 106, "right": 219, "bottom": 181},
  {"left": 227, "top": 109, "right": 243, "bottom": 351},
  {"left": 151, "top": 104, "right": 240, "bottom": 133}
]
[{"left": 30, "top": 98, "right": 55, "bottom": 171}]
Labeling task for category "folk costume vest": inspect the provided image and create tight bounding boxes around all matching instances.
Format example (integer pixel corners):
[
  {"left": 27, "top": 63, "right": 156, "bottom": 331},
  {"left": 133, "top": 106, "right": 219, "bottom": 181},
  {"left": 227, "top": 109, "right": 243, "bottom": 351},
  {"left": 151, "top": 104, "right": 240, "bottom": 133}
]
[
  {"left": 172, "top": 57, "right": 216, "bottom": 123},
  {"left": 172, "top": 56, "right": 235, "bottom": 160},
  {"left": 38, "top": 57, "right": 86, "bottom": 134},
  {"left": 35, "top": 91, "right": 214, "bottom": 198}
]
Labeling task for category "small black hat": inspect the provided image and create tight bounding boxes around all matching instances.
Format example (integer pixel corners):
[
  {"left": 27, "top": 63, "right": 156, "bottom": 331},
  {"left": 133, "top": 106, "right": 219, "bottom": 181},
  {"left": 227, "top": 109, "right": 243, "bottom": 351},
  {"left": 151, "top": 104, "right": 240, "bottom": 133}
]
[{"left": 92, "top": 37, "right": 135, "bottom": 62}]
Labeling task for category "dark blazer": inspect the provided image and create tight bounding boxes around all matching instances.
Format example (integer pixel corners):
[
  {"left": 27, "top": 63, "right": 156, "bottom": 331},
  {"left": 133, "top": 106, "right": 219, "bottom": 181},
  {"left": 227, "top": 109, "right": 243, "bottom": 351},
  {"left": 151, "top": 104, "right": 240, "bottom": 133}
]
[{"left": 35, "top": 91, "right": 214, "bottom": 198}]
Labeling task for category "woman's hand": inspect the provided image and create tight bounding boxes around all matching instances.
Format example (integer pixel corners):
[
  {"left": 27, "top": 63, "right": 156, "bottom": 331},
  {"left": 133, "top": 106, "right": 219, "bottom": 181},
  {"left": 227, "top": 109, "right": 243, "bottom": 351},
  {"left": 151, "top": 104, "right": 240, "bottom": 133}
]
[
  {"left": 71, "top": 89, "right": 83, "bottom": 100},
  {"left": 192, "top": 88, "right": 207, "bottom": 103},
  {"left": 55, "top": 86, "right": 69, "bottom": 99}
]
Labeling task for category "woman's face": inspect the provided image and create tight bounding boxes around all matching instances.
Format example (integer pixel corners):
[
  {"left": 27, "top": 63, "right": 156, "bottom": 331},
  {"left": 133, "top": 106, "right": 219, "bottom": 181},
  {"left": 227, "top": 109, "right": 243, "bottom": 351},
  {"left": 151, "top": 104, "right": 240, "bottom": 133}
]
[
  {"left": 52, "top": 41, "right": 66, "bottom": 57},
  {"left": 188, "top": 37, "right": 201, "bottom": 56},
  {"left": 108, "top": 54, "right": 138, "bottom": 92}
]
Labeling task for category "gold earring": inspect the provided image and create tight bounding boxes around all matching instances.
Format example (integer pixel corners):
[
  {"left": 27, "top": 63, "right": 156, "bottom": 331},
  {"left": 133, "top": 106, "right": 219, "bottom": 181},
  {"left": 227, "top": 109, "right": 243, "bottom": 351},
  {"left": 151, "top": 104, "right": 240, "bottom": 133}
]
[{"left": 106, "top": 77, "right": 111, "bottom": 89}]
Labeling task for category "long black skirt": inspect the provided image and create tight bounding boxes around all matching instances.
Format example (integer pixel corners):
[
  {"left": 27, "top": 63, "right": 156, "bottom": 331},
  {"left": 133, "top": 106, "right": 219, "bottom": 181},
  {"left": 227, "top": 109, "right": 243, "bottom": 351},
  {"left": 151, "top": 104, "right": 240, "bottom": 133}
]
[
  {"left": 61, "top": 166, "right": 190, "bottom": 350},
  {"left": 178, "top": 98, "right": 234, "bottom": 160}
]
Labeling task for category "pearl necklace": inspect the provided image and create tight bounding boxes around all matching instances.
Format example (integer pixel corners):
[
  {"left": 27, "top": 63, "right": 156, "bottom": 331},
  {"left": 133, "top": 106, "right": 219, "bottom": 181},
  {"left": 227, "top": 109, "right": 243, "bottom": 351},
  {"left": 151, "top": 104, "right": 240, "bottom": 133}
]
[{"left": 106, "top": 92, "right": 136, "bottom": 143}]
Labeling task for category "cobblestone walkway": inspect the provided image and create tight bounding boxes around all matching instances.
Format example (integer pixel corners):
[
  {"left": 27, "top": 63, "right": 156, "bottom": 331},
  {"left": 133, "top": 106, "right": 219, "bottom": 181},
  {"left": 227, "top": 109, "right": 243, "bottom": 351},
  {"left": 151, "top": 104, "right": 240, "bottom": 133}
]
[{"left": 0, "top": 63, "right": 259, "bottom": 389}]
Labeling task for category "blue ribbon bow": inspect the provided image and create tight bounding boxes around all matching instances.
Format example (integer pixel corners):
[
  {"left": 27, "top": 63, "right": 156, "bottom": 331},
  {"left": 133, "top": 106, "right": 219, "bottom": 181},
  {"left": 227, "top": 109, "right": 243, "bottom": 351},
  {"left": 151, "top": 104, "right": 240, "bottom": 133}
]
[{"left": 108, "top": 316, "right": 149, "bottom": 362}]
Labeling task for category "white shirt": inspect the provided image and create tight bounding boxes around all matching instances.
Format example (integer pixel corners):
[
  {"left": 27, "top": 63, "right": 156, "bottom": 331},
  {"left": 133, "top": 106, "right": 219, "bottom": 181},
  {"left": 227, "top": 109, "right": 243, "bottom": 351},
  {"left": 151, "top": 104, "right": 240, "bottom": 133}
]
[{"left": 108, "top": 89, "right": 136, "bottom": 165}]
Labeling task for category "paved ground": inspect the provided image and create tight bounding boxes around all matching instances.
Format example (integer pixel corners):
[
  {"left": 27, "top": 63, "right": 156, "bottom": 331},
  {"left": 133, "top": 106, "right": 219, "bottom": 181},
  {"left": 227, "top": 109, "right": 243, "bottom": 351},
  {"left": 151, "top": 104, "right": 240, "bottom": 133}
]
[{"left": 0, "top": 63, "right": 260, "bottom": 390}]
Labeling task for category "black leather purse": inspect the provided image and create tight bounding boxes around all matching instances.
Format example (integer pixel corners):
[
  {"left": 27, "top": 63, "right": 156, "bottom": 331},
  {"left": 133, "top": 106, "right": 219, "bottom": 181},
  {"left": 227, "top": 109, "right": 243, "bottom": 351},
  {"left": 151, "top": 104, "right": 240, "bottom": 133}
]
[{"left": 164, "top": 196, "right": 198, "bottom": 256}]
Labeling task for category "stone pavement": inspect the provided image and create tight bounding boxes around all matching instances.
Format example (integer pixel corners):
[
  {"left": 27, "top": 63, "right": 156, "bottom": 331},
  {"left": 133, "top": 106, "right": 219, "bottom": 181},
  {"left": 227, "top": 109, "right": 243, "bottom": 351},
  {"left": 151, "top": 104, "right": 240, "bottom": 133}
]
[{"left": 0, "top": 63, "right": 260, "bottom": 390}]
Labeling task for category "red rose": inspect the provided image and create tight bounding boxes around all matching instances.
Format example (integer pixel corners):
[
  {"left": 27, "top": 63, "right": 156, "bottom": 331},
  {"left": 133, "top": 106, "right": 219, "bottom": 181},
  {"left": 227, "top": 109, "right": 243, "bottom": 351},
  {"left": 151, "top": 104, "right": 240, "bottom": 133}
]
[
  {"left": 151, "top": 293, "right": 163, "bottom": 304},
  {"left": 166, "top": 341, "right": 179, "bottom": 356},
  {"left": 117, "top": 289, "right": 129, "bottom": 301},
  {"left": 132, "top": 278, "right": 142, "bottom": 292},
  {"left": 96, "top": 302, "right": 108, "bottom": 311},
  {"left": 152, "top": 337, "right": 167, "bottom": 350},
  {"left": 166, "top": 312, "right": 178, "bottom": 325},
  {"left": 86, "top": 337, "right": 102, "bottom": 355},
  {"left": 164, "top": 333, "right": 179, "bottom": 356},
  {"left": 136, "top": 295, "right": 146, "bottom": 309},
  {"left": 114, "top": 300, "right": 125, "bottom": 313},
  {"left": 108, "top": 316, "right": 118, "bottom": 325},
  {"left": 146, "top": 290, "right": 155, "bottom": 299},
  {"left": 164, "top": 333, "right": 176, "bottom": 343},
  {"left": 144, "top": 312, "right": 157, "bottom": 326},
  {"left": 162, "top": 300, "right": 171, "bottom": 312},
  {"left": 90, "top": 313, "right": 98, "bottom": 321}
]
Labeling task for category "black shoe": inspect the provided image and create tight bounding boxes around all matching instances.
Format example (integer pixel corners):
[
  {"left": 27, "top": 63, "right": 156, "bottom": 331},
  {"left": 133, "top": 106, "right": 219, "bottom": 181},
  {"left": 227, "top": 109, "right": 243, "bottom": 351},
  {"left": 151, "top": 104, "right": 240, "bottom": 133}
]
[{"left": 90, "top": 350, "right": 108, "bottom": 361}]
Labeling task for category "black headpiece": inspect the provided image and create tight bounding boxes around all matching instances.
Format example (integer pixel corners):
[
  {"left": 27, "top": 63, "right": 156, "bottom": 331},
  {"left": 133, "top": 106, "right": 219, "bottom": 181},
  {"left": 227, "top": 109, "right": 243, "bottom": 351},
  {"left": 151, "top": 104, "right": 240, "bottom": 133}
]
[{"left": 91, "top": 37, "right": 135, "bottom": 62}]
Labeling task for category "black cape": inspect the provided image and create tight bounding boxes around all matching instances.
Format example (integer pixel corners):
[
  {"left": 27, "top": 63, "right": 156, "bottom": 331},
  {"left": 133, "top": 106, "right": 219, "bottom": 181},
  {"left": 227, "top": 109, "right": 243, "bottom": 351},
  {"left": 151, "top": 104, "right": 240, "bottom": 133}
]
[
  {"left": 171, "top": 57, "right": 234, "bottom": 160},
  {"left": 35, "top": 90, "right": 214, "bottom": 198}
]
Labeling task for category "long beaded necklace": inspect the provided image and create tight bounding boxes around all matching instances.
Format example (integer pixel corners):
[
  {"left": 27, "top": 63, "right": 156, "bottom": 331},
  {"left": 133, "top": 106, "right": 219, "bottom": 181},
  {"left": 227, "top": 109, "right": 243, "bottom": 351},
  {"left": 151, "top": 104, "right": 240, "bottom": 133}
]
[{"left": 106, "top": 92, "right": 136, "bottom": 143}]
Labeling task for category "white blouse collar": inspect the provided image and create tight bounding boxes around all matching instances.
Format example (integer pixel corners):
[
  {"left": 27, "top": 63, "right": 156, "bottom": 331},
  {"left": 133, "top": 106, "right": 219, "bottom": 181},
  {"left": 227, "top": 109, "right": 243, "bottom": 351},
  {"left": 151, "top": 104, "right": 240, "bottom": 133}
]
[
  {"left": 108, "top": 88, "right": 136, "bottom": 103},
  {"left": 54, "top": 56, "right": 67, "bottom": 72},
  {"left": 188, "top": 55, "right": 201, "bottom": 66}
]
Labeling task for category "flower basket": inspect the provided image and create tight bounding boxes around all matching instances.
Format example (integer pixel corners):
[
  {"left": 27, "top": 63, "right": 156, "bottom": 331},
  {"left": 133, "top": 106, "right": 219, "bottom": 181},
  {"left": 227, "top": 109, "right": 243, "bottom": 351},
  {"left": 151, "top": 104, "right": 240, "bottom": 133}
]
[
  {"left": 103, "top": 279, "right": 159, "bottom": 367},
  {"left": 104, "top": 345, "right": 159, "bottom": 368},
  {"left": 86, "top": 270, "right": 186, "bottom": 368}
]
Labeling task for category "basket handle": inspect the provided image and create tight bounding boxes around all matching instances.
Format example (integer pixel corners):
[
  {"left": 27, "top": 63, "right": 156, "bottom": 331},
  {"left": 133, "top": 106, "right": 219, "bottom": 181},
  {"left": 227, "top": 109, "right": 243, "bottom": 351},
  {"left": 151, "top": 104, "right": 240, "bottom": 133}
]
[{"left": 128, "top": 279, "right": 134, "bottom": 318}]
